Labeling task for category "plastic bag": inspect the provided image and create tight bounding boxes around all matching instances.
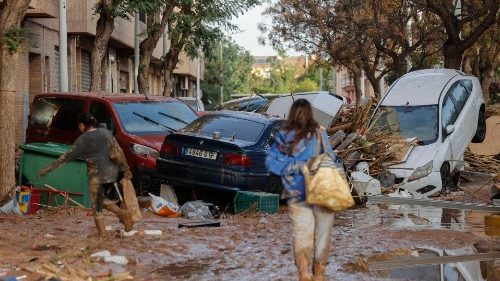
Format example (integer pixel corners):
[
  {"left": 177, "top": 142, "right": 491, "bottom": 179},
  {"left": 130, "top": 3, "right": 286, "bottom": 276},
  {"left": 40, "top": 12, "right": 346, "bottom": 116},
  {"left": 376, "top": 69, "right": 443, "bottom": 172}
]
[
  {"left": 0, "top": 198, "right": 23, "bottom": 215},
  {"left": 180, "top": 200, "right": 214, "bottom": 220},
  {"left": 149, "top": 193, "right": 181, "bottom": 218}
]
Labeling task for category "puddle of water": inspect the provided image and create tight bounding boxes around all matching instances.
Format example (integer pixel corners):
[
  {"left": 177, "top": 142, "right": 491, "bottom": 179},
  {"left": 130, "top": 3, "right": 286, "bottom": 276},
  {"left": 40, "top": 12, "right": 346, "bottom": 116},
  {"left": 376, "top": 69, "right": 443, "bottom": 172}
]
[
  {"left": 337, "top": 204, "right": 500, "bottom": 238},
  {"left": 151, "top": 259, "right": 212, "bottom": 279},
  {"left": 343, "top": 246, "right": 500, "bottom": 281}
]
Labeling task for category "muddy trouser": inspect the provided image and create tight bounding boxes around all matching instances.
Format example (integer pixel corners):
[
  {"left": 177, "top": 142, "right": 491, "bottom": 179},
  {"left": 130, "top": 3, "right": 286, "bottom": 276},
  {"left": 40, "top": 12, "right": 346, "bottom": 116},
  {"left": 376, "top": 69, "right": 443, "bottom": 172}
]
[
  {"left": 289, "top": 202, "right": 334, "bottom": 269},
  {"left": 89, "top": 179, "right": 121, "bottom": 217}
]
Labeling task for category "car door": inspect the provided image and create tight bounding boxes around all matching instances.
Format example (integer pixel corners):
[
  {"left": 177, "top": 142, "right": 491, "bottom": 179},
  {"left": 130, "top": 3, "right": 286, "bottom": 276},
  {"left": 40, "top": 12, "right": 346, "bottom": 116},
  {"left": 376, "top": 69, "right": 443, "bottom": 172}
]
[
  {"left": 441, "top": 85, "right": 461, "bottom": 164},
  {"left": 447, "top": 80, "right": 473, "bottom": 158}
]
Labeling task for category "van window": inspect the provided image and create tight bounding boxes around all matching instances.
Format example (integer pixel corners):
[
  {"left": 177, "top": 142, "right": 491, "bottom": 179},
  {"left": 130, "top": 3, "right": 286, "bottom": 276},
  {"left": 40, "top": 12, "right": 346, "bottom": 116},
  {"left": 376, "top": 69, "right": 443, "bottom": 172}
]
[
  {"left": 32, "top": 98, "right": 84, "bottom": 131},
  {"left": 441, "top": 95, "right": 459, "bottom": 129},
  {"left": 448, "top": 82, "right": 470, "bottom": 113},
  {"left": 90, "top": 102, "right": 115, "bottom": 132}
]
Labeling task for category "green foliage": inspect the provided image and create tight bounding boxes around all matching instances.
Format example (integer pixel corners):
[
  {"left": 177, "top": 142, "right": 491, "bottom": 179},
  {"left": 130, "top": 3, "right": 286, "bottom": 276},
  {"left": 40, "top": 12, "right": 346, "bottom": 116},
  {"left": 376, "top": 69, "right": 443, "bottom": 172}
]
[
  {"left": 1, "top": 27, "right": 29, "bottom": 54},
  {"left": 201, "top": 39, "right": 254, "bottom": 104},
  {"left": 293, "top": 78, "right": 318, "bottom": 92}
]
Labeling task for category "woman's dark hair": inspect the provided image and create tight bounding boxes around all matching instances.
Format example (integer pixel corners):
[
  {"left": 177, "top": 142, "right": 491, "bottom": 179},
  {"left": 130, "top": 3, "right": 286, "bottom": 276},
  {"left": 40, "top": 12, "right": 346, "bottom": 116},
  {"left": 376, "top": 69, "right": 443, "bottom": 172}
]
[
  {"left": 284, "top": 99, "right": 318, "bottom": 154},
  {"left": 77, "top": 112, "right": 98, "bottom": 127}
]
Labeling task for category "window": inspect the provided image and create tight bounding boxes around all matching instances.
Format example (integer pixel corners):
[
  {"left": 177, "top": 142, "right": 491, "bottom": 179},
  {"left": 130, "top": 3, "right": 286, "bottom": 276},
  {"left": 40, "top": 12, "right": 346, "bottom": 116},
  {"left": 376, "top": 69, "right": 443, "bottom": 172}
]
[
  {"left": 371, "top": 105, "right": 439, "bottom": 144},
  {"left": 114, "top": 101, "right": 198, "bottom": 134},
  {"left": 460, "top": 79, "right": 473, "bottom": 93},
  {"left": 182, "top": 115, "right": 266, "bottom": 143},
  {"left": 90, "top": 102, "right": 115, "bottom": 132},
  {"left": 441, "top": 95, "right": 459, "bottom": 129},
  {"left": 448, "top": 82, "right": 470, "bottom": 113},
  {"left": 34, "top": 98, "right": 84, "bottom": 131}
]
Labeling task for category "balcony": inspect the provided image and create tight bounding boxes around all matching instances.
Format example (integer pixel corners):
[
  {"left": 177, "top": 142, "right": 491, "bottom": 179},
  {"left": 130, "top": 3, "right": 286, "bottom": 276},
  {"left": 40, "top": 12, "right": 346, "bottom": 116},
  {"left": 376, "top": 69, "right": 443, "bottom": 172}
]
[{"left": 27, "top": 0, "right": 58, "bottom": 18}]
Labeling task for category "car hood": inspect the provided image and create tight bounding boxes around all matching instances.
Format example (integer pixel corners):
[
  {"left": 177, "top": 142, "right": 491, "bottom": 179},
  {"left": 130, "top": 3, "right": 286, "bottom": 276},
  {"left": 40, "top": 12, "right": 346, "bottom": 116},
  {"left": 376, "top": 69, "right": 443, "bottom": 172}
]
[
  {"left": 131, "top": 134, "right": 168, "bottom": 151},
  {"left": 388, "top": 141, "right": 439, "bottom": 170}
]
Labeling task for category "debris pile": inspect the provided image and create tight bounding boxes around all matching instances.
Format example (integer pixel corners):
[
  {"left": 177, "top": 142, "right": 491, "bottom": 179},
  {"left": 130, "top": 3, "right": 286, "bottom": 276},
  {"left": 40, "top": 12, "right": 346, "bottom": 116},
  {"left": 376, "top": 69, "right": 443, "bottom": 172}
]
[
  {"left": 328, "top": 99, "right": 416, "bottom": 197},
  {"left": 464, "top": 149, "right": 500, "bottom": 174}
]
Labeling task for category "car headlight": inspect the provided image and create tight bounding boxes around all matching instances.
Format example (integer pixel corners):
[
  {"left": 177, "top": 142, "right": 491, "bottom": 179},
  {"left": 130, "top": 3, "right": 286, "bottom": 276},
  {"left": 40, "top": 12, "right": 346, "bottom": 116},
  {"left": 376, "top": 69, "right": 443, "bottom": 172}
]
[
  {"left": 408, "top": 161, "right": 433, "bottom": 182},
  {"left": 131, "top": 144, "right": 159, "bottom": 158}
]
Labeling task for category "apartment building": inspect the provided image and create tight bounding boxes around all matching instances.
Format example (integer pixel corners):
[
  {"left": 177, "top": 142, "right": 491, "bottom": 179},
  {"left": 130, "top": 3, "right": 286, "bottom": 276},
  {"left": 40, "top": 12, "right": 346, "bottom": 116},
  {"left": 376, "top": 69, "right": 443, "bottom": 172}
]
[
  {"left": 335, "top": 66, "right": 386, "bottom": 103},
  {"left": 14, "top": 0, "right": 203, "bottom": 145}
]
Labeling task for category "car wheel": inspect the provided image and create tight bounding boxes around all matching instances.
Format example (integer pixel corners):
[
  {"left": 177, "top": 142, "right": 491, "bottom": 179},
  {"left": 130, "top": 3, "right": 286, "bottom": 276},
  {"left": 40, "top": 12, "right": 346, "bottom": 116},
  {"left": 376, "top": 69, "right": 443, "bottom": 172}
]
[
  {"left": 265, "top": 177, "right": 286, "bottom": 201},
  {"left": 472, "top": 107, "right": 486, "bottom": 143},
  {"left": 451, "top": 170, "right": 461, "bottom": 189},
  {"left": 440, "top": 162, "right": 454, "bottom": 190}
]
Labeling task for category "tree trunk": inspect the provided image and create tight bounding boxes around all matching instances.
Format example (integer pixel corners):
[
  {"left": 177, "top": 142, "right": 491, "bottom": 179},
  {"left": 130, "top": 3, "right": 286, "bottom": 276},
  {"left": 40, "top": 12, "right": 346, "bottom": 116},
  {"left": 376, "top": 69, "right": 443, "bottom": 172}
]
[
  {"left": 0, "top": 0, "right": 32, "bottom": 204},
  {"left": 90, "top": 1, "right": 115, "bottom": 92},
  {"left": 162, "top": 50, "right": 180, "bottom": 97},
  {"left": 100, "top": 52, "right": 108, "bottom": 91},
  {"left": 138, "top": 7, "right": 173, "bottom": 96},
  {"left": 351, "top": 68, "right": 362, "bottom": 106},
  {"left": 363, "top": 68, "right": 382, "bottom": 98},
  {"left": 443, "top": 43, "right": 463, "bottom": 70}
]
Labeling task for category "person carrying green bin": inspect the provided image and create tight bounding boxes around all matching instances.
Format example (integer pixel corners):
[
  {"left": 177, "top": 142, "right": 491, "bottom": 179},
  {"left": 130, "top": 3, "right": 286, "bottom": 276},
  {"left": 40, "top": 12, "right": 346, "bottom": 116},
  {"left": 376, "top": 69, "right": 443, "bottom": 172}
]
[{"left": 38, "top": 112, "right": 134, "bottom": 237}]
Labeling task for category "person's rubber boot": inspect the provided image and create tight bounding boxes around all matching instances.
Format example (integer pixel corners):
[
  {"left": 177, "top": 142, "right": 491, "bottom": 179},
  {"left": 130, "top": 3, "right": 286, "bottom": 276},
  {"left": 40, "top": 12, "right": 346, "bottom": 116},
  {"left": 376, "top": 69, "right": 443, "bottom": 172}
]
[
  {"left": 94, "top": 215, "right": 106, "bottom": 238},
  {"left": 104, "top": 203, "right": 134, "bottom": 232},
  {"left": 295, "top": 252, "right": 312, "bottom": 281},
  {"left": 312, "top": 262, "right": 326, "bottom": 281}
]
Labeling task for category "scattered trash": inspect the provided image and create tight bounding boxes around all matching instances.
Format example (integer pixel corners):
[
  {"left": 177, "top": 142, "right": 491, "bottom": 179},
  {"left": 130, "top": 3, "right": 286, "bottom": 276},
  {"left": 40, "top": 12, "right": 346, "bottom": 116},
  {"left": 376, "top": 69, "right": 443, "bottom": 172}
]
[
  {"left": 351, "top": 171, "right": 381, "bottom": 198},
  {"left": 178, "top": 221, "right": 221, "bottom": 228},
  {"left": 90, "top": 250, "right": 128, "bottom": 265},
  {"left": 180, "top": 201, "right": 214, "bottom": 220},
  {"left": 120, "top": 230, "right": 138, "bottom": 237},
  {"left": 43, "top": 234, "right": 55, "bottom": 238},
  {"left": 144, "top": 230, "right": 162, "bottom": 236},
  {"left": 160, "top": 184, "right": 179, "bottom": 206},
  {"left": 149, "top": 193, "right": 181, "bottom": 218},
  {"left": 105, "top": 225, "right": 114, "bottom": 231},
  {"left": 0, "top": 199, "right": 22, "bottom": 215},
  {"left": 259, "top": 217, "right": 269, "bottom": 224}
]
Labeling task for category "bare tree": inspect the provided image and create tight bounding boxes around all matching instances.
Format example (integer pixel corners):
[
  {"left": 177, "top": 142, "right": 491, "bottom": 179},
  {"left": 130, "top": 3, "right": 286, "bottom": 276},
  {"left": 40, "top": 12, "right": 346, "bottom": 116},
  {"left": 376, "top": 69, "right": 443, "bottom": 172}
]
[
  {"left": 0, "top": 0, "right": 31, "bottom": 203},
  {"left": 421, "top": 0, "right": 499, "bottom": 70}
]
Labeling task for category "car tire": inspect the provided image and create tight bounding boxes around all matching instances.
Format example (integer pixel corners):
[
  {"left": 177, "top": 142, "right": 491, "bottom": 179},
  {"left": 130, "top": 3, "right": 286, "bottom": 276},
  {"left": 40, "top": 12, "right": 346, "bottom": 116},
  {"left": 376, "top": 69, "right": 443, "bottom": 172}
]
[
  {"left": 265, "top": 177, "right": 286, "bottom": 201},
  {"left": 440, "top": 162, "right": 455, "bottom": 190},
  {"left": 471, "top": 106, "right": 486, "bottom": 143},
  {"left": 451, "top": 170, "right": 461, "bottom": 189}
]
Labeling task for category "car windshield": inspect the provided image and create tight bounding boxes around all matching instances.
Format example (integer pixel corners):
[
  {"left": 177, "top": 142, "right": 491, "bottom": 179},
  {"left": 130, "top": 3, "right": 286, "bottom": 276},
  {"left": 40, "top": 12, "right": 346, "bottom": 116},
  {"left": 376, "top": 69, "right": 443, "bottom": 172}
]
[
  {"left": 371, "top": 105, "right": 439, "bottom": 145},
  {"left": 114, "top": 101, "right": 198, "bottom": 134},
  {"left": 182, "top": 115, "right": 266, "bottom": 143}
]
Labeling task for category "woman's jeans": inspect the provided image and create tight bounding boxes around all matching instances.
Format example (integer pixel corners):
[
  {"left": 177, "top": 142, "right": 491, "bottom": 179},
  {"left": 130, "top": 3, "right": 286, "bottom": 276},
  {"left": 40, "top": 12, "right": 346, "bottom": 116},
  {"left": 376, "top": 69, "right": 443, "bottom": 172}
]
[{"left": 289, "top": 201, "right": 334, "bottom": 266}]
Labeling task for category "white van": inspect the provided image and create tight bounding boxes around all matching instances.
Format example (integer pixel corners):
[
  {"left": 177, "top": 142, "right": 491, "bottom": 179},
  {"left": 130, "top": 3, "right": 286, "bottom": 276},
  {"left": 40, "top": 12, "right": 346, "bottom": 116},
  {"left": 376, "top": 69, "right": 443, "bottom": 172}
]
[{"left": 371, "top": 69, "right": 486, "bottom": 195}]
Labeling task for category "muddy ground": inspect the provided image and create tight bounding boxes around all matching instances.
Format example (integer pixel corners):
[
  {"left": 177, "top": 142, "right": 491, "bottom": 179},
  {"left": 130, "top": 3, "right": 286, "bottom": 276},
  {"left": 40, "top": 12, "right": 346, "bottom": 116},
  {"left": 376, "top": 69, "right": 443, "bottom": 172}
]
[{"left": 1, "top": 175, "right": 499, "bottom": 281}]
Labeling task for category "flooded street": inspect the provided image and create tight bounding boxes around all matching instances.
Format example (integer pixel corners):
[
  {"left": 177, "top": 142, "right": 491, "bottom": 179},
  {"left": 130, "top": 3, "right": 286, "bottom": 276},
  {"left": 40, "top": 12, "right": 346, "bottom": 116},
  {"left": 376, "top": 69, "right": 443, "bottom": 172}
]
[{"left": 1, "top": 188, "right": 499, "bottom": 280}]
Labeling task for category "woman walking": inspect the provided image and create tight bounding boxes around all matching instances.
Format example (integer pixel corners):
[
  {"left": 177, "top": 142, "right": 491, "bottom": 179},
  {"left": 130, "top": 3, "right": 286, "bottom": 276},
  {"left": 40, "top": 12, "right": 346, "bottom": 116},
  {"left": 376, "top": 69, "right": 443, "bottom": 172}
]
[
  {"left": 38, "top": 112, "right": 134, "bottom": 237},
  {"left": 266, "top": 99, "right": 335, "bottom": 281}
]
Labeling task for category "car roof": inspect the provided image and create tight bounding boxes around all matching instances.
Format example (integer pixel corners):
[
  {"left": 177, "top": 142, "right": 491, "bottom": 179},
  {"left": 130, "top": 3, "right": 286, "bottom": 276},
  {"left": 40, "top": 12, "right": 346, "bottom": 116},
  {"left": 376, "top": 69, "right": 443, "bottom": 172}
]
[
  {"left": 382, "top": 69, "right": 465, "bottom": 106},
  {"left": 176, "top": 96, "right": 197, "bottom": 101},
  {"left": 209, "top": 110, "right": 281, "bottom": 124},
  {"left": 36, "top": 92, "right": 180, "bottom": 103}
]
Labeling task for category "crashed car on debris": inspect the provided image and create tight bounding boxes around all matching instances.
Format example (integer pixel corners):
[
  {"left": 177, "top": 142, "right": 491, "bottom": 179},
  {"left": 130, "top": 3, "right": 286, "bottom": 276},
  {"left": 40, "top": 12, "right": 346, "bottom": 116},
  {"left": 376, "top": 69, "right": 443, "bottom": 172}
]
[
  {"left": 370, "top": 69, "right": 486, "bottom": 196},
  {"left": 156, "top": 111, "right": 284, "bottom": 195}
]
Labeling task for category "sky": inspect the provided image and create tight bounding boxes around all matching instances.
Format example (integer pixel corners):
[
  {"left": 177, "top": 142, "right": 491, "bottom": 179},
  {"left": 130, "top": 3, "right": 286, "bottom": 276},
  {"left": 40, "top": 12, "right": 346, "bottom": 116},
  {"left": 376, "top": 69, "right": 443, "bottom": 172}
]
[{"left": 230, "top": 4, "right": 279, "bottom": 57}]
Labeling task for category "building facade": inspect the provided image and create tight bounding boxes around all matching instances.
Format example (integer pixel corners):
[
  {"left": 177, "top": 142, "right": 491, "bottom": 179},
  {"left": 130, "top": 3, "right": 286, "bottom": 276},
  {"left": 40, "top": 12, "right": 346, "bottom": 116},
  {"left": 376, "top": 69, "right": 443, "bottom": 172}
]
[
  {"left": 335, "top": 66, "right": 386, "bottom": 103},
  {"left": 14, "top": 0, "right": 203, "bottom": 145}
]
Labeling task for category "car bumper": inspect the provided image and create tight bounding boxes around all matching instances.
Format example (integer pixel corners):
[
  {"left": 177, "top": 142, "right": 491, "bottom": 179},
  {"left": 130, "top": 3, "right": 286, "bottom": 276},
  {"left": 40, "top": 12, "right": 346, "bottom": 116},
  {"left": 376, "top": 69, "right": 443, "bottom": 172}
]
[
  {"left": 157, "top": 158, "right": 271, "bottom": 191},
  {"left": 389, "top": 169, "right": 442, "bottom": 196}
]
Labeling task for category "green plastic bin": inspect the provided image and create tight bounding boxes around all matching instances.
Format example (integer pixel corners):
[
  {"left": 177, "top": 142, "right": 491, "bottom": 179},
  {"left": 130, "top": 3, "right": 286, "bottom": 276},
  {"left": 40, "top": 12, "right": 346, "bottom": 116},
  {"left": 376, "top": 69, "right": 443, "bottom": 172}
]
[
  {"left": 18, "top": 142, "right": 90, "bottom": 208},
  {"left": 233, "top": 191, "right": 279, "bottom": 214}
]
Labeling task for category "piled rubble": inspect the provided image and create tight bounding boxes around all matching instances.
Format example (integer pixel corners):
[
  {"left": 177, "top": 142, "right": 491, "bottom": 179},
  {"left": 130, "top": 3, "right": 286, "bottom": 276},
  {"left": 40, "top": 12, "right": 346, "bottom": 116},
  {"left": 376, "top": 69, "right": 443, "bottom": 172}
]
[
  {"left": 464, "top": 149, "right": 500, "bottom": 174},
  {"left": 328, "top": 99, "right": 416, "bottom": 197}
]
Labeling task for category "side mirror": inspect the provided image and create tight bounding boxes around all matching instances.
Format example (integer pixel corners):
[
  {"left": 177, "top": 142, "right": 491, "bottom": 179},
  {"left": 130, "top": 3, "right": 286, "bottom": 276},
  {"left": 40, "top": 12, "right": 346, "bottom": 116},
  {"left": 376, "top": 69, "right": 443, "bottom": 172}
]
[{"left": 445, "top": 124, "right": 455, "bottom": 135}]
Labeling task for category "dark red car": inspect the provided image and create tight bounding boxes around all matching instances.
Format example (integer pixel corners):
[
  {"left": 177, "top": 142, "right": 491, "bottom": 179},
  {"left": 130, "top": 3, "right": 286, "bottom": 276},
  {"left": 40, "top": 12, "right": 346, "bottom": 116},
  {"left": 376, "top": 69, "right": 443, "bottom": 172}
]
[{"left": 26, "top": 92, "right": 199, "bottom": 194}]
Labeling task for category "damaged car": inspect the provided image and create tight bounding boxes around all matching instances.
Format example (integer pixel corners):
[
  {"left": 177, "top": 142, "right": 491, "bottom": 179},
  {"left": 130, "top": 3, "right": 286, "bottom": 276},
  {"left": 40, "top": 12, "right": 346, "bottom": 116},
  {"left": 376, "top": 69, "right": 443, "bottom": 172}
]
[
  {"left": 370, "top": 69, "right": 486, "bottom": 195},
  {"left": 156, "top": 111, "right": 284, "bottom": 195}
]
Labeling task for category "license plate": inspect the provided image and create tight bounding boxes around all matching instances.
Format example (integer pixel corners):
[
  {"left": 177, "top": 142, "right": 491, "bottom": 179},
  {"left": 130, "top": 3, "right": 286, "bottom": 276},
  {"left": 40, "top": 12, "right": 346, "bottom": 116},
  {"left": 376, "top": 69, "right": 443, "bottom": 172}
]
[{"left": 185, "top": 148, "right": 217, "bottom": 160}]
